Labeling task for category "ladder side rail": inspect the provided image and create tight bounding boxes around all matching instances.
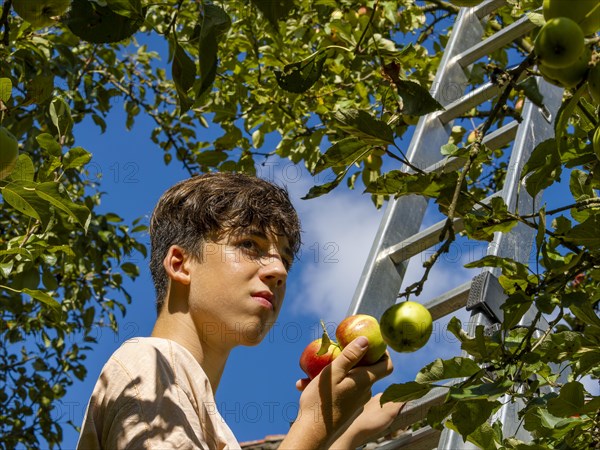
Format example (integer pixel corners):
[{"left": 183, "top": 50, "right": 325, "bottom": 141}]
[
  {"left": 436, "top": 77, "right": 564, "bottom": 448},
  {"left": 347, "top": 6, "right": 488, "bottom": 319}
]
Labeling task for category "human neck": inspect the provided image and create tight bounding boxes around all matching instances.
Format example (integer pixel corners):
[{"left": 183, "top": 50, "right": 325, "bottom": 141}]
[{"left": 151, "top": 307, "right": 231, "bottom": 393}]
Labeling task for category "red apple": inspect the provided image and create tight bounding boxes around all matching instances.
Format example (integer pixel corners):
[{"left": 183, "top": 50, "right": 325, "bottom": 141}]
[
  {"left": 336, "top": 314, "right": 387, "bottom": 365},
  {"left": 299, "top": 338, "right": 341, "bottom": 380}
]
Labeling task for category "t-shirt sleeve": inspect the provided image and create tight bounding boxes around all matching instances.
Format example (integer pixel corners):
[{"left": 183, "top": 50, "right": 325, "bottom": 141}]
[{"left": 77, "top": 343, "right": 209, "bottom": 449}]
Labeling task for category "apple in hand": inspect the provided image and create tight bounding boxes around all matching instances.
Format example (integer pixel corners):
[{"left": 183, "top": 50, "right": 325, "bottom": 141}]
[
  {"left": 543, "top": 0, "right": 600, "bottom": 36},
  {"left": 336, "top": 314, "right": 387, "bottom": 365},
  {"left": 379, "top": 301, "right": 433, "bottom": 353},
  {"left": 0, "top": 127, "right": 19, "bottom": 180},
  {"left": 299, "top": 338, "right": 341, "bottom": 380},
  {"left": 12, "top": 0, "right": 71, "bottom": 28},
  {"left": 534, "top": 18, "right": 584, "bottom": 69}
]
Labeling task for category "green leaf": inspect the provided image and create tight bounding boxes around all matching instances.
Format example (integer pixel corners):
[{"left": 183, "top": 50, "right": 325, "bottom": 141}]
[
  {"left": 275, "top": 52, "right": 327, "bottom": 94},
  {"left": 1, "top": 181, "right": 47, "bottom": 225},
  {"left": 9, "top": 154, "right": 35, "bottom": 183},
  {"left": 334, "top": 109, "right": 394, "bottom": 145},
  {"left": 445, "top": 419, "right": 499, "bottom": 450},
  {"left": 22, "top": 288, "right": 60, "bottom": 310},
  {"left": 196, "top": 4, "right": 231, "bottom": 99},
  {"left": 555, "top": 84, "right": 586, "bottom": 157},
  {"left": 63, "top": 147, "right": 92, "bottom": 171},
  {"left": 547, "top": 381, "right": 584, "bottom": 417},
  {"left": 516, "top": 77, "right": 544, "bottom": 108},
  {"left": 250, "top": 0, "right": 295, "bottom": 28},
  {"left": 449, "top": 379, "right": 512, "bottom": 400},
  {"left": 381, "top": 381, "right": 433, "bottom": 404},
  {"left": 36, "top": 133, "right": 62, "bottom": 157},
  {"left": 523, "top": 406, "right": 564, "bottom": 436},
  {"left": 172, "top": 43, "right": 197, "bottom": 113},
  {"left": 302, "top": 173, "right": 345, "bottom": 200},
  {"left": 562, "top": 292, "right": 600, "bottom": 328},
  {"left": 394, "top": 79, "right": 443, "bottom": 116},
  {"left": 416, "top": 357, "right": 482, "bottom": 383},
  {"left": 313, "top": 138, "right": 369, "bottom": 175},
  {"left": 34, "top": 182, "right": 91, "bottom": 231},
  {"left": 49, "top": 98, "right": 73, "bottom": 138},
  {"left": 521, "top": 139, "right": 561, "bottom": 198},
  {"left": 563, "top": 214, "right": 600, "bottom": 249},
  {"left": 0, "top": 77, "right": 12, "bottom": 102},
  {"left": 569, "top": 169, "right": 592, "bottom": 201},
  {"left": 66, "top": 0, "right": 145, "bottom": 43},
  {"left": 449, "top": 399, "right": 500, "bottom": 441}
]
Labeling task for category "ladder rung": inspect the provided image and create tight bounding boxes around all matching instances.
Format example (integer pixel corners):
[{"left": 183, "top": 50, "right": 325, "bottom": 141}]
[
  {"left": 438, "top": 81, "right": 501, "bottom": 124},
  {"left": 385, "top": 192, "right": 500, "bottom": 264},
  {"left": 455, "top": 15, "right": 537, "bottom": 68},
  {"left": 419, "top": 119, "right": 519, "bottom": 176},
  {"left": 374, "top": 426, "right": 442, "bottom": 450},
  {"left": 424, "top": 280, "right": 472, "bottom": 321},
  {"left": 473, "top": 0, "right": 508, "bottom": 19},
  {"left": 482, "top": 120, "right": 519, "bottom": 149}
]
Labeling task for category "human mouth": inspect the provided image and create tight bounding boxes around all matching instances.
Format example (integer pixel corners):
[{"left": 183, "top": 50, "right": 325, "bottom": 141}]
[{"left": 252, "top": 291, "right": 275, "bottom": 310}]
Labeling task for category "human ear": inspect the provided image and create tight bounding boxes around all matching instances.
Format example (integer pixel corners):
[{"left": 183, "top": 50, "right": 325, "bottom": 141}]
[{"left": 163, "top": 245, "right": 191, "bottom": 285}]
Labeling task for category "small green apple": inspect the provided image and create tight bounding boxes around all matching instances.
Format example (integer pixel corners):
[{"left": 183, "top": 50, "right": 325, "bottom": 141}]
[
  {"left": 539, "top": 47, "right": 591, "bottom": 88},
  {"left": 299, "top": 338, "right": 341, "bottom": 380},
  {"left": 535, "top": 18, "right": 584, "bottom": 69},
  {"left": 0, "top": 127, "right": 19, "bottom": 180},
  {"left": 543, "top": 0, "right": 600, "bottom": 36},
  {"left": 379, "top": 301, "right": 433, "bottom": 353},
  {"left": 588, "top": 64, "right": 600, "bottom": 104},
  {"left": 12, "top": 0, "right": 71, "bottom": 28},
  {"left": 336, "top": 314, "right": 387, "bottom": 365}
]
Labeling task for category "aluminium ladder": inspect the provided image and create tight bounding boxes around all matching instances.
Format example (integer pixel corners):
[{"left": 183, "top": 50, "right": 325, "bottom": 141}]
[{"left": 348, "top": 0, "right": 564, "bottom": 448}]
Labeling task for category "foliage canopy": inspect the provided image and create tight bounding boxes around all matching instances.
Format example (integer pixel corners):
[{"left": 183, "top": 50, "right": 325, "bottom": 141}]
[{"left": 0, "top": 0, "right": 599, "bottom": 448}]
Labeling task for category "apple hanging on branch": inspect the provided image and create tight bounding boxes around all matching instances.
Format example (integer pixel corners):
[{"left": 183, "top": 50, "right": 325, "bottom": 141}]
[{"left": 379, "top": 301, "right": 433, "bottom": 353}]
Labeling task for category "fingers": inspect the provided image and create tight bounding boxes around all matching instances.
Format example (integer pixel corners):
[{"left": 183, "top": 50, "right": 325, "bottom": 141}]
[
  {"left": 296, "top": 378, "right": 310, "bottom": 392},
  {"left": 330, "top": 336, "right": 369, "bottom": 380}
]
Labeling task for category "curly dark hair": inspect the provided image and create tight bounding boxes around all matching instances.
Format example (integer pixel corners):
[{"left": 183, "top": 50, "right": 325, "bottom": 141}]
[{"left": 149, "top": 172, "right": 302, "bottom": 314}]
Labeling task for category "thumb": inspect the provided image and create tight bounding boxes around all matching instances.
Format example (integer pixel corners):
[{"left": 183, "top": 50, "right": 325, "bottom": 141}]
[{"left": 331, "top": 336, "right": 369, "bottom": 378}]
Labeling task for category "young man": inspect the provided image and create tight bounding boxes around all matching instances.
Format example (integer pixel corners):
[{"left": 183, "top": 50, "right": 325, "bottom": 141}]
[{"left": 77, "top": 172, "right": 400, "bottom": 449}]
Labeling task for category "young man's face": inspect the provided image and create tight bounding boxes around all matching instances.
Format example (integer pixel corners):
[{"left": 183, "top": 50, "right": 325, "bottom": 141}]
[{"left": 187, "top": 228, "right": 293, "bottom": 349}]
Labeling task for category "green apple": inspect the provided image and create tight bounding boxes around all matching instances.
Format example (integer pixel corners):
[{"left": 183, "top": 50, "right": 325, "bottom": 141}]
[
  {"left": 299, "top": 338, "right": 341, "bottom": 380},
  {"left": 0, "top": 127, "right": 19, "bottom": 180},
  {"left": 593, "top": 127, "right": 600, "bottom": 160},
  {"left": 336, "top": 314, "right": 387, "bottom": 365},
  {"left": 449, "top": 0, "right": 483, "bottom": 7},
  {"left": 539, "top": 47, "right": 591, "bottom": 88},
  {"left": 12, "top": 0, "right": 71, "bottom": 28},
  {"left": 379, "top": 301, "right": 433, "bottom": 353},
  {"left": 535, "top": 18, "right": 584, "bottom": 69},
  {"left": 543, "top": 0, "right": 600, "bottom": 36},
  {"left": 588, "top": 64, "right": 600, "bottom": 104}
]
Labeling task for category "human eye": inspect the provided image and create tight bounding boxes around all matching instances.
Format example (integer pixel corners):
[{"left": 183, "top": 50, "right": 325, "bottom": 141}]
[{"left": 237, "top": 238, "right": 260, "bottom": 253}]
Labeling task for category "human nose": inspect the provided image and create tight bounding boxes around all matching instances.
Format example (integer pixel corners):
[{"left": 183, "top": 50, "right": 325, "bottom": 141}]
[{"left": 258, "top": 254, "right": 287, "bottom": 287}]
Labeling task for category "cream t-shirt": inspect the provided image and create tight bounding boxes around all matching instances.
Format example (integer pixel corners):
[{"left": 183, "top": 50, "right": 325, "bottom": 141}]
[{"left": 77, "top": 337, "right": 240, "bottom": 450}]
